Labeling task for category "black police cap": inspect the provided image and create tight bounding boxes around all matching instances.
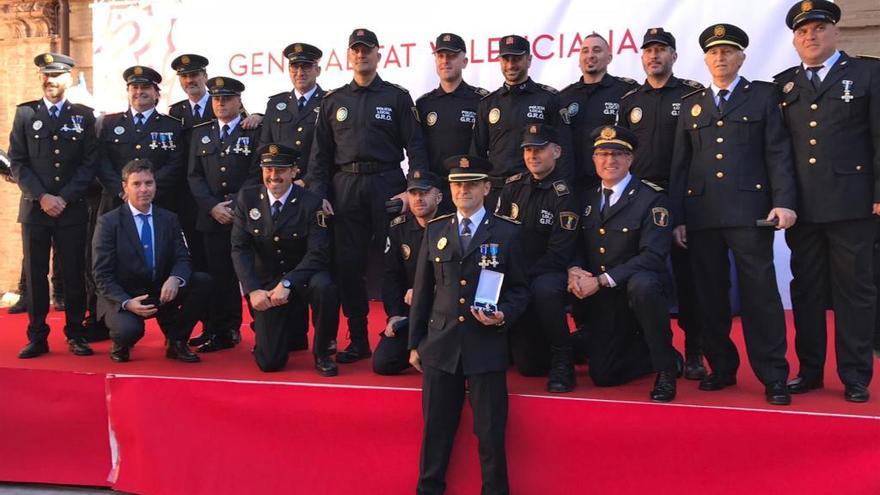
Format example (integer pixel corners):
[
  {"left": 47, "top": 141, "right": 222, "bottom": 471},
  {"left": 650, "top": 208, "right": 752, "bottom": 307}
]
[
  {"left": 207, "top": 76, "right": 245, "bottom": 96},
  {"left": 123, "top": 65, "right": 162, "bottom": 86},
  {"left": 591, "top": 125, "right": 638, "bottom": 152},
  {"left": 786, "top": 0, "right": 841, "bottom": 30},
  {"left": 520, "top": 124, "right": 559, "bottom": 148},
  {"left": 698, "top": 23, "right": 749, "bottom": 52},
  {"left": 34, "top": 53, "right": 75, "bottom": 74},
  {"left": 258, "top": 144, "right": 301, "bottom": 168},
  {"left": 433, "top": 33, "right": 466, "bottom": 53},
  {"left": 641, "top": 27, "right": 676, "bottom": 50},
  {"left": 498, "top": 35, "right": 530, "bottom": 56},
  {"left": 171, "top": 54, "right": 208, "bottom": 74},
  {"left": 406, "top": 170, "right": 441, "bottom": 191},
  {"left": 444, "top": 155, "right": 492, "bottom": 182},
  {"left": 283, "top": 43, "right": 323, "bottom": 64},
  {"left": 349, "top": 28, "right": 379, "bottom": 48}
]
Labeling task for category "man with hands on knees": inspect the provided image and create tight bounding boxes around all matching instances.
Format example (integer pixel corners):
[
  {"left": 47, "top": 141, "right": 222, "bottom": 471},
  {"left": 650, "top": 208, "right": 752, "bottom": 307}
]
[{"left": 92, "top": 159, "right": 211, "bottom": 363}]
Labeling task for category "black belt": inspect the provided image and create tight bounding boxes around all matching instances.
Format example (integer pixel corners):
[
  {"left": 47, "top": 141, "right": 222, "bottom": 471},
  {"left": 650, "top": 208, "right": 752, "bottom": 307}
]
[{"left": 339, "top": 162, "right": 398, "bottom": 174}]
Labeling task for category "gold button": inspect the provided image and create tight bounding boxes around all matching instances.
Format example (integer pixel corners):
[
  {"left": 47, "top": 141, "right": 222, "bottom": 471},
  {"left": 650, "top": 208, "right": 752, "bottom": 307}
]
[
  {"left": 435, "top": 257, "right": 440, "bottom": 262},
  {"left": 716, "top": 120, "right": 724, "bottom": 127},
  {"left": 274, "top": 236, "right": 280, "bottom": 242},
  {"left": 53, "top": 135, "right": 58, "bottom": 141},
  {"left": 459, "top": 298, "right": 466, "bottom": 304},
  {"left": 293, "top": 233, "right": 298, "bottom": 237},
  {"left": 114, "top": 139, "right": 119, "bottom": 143},
  {"left": 297, "top": 127, "right": 303, "bottom": 132},
  {"left": 742, "top": 116, "right": 748, "bottom": 121},
  {"left": 599, "top": 247, "right": 606, "bottom": 254},
  {"left": 221, "top": 181, "right": 227, "bottom": 187},
  {"left": 296, "top": 140, "right": 302, "bottom": 146},
  {"left": 808, "top": 158, "right": 816, "bottom": 164},
  {"left": 856, "top": 165, "right": 863, "bottom": 171},
  {"left": 716, "top": 153, "right": 723, "bottom": 160},
  {"left": 716, "top": 137, "right": 724, "bottom": 143},
  {"left": 622, "top": 228, "right": 629, "bottom": 233},
  {"left": 460, "top": 279, "right": 467, "bottom": 286},
  {"left": 600, "top": 265, "right": 606, "bottom": 272},
  {"left": 809, "top": 139, "right": 817, "bottom": 146},
  {"left": 135, "top": 144, "right": 141, "bottom": 150},
  {"left": 809, "top": 121, "right": 817, "bottom": 128},
  {"left": 71, "top": 137, "right": 76, "bottom": 141},
  {"left": 716, "top": 171, "right": 724, "bottom": 178},
  {"left": 54, "top": 149, "right": 60, "bottom": 155},
  {"left": 782, "top": 102, "right": 788, "bottom": 107},
  {"left": 54, "top": 176, "right": 60, "bottom": 181},
  {"left": 220, "top": 167, "right": 226, "bottom": 172},
  {"left": 54, "top": 163, "right": 60, "bottom": 168},
  {"left": 598, "top": 228, "right": 606, "bottom": 235},
  {"left": 276, "top": 118, "right": 281, "bottom": 122},
  {"left": 756, "top": 184, "right": 762, "bottom": 189},
  {"left": 254, "top": 229, "right": 260, "bottom": 233},
  {"left": 34, "top": 135, "right": 39, "bottom": 139},
  {"left": 810, "top": 104, "right": 818, "bottom": 110},
  {"left": 692, "top": 124, "right": 697, "bottom": 129},
  {"left": 458, "top": 316, "right": 465, "bottom": 322}
]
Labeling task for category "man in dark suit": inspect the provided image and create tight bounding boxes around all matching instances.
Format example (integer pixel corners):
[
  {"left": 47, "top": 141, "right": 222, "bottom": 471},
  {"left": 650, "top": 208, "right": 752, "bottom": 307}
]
[
  {"left": 92, "top": 159, "right": 209, "bottom": 363},
  {"left": 230, "top": 144, "right": 339, "bottom": 376},
  {"left": 774, "top": 0, "right": 878, "bottom": 403},
  {"left": 10, "top": 53, "right": 98, "bottom": 358},
  {"left": 669, "top": 24, "right": 797, "bottom": 405},
  {"left": 409, "top": 155, "right": 529, "bottom": 495}
]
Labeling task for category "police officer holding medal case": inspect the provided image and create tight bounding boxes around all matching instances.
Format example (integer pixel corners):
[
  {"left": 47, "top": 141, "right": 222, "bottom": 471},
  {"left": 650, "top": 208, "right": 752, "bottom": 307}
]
[{"left": 408, "top": 155, "right": 529, "bottom": 495}]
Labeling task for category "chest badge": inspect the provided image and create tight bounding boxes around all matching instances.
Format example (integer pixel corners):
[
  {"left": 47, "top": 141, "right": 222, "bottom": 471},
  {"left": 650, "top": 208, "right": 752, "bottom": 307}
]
[
  {"left": 629, "top": 107, "right": 642, "bottom": 124},
  {"left": 336, "top": 107, "right": 349, "bottom": 122},
  {"left": 32, "top": 120, "right": 43, "bottom": 131},
  {"left": 437, "top": 237, "right": 448, "bottom": 250},
  {"left": 401, "top": 243, "right": 412, "bottom": 260},
  {"left": 201, "top": 135, "right": 211, "bottom": 144},
  {"left": 841, "top": 80, "right": 854, "bottom": 102},
  {"left": 249, "top": 208, "right": 261, "bottom": 220},
  {"left": 276, "top": 102, "right": 287, "bottom": 111},
  {"left": 783, "top": 81, "right": 794, "bottom": 94},
  {"left": 488, "top": 108, "right": 501, "bottom": 124},
  {"left": 114, "top": 126, "right": 125, "bottom": 135},
  {"left": 426, "top": 111, "right": 438, "bottom": 127},
  {"left": 691, "top": 104, "right": 702, "bottom": 117},
  {"left": 478, "top": 243, "right": 500, "bottom": 268},
  {"left": 510, "top": 202, "right": 519, "bottom": 220},
  {"left": 567, "top": 102, "right": 579, "bottom": 117},
  {"left": 583, "top": 205, "right": 592, "bottom": 217}
]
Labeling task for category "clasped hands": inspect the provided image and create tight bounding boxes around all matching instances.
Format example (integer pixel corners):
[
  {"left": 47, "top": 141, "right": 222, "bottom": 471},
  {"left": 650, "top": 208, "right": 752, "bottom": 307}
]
[
  {"left": 567, "top": 267, "right": 601, "bottom": 300},
  {"left": 249, "top": 280, "right": 292, "bottom": 311}
]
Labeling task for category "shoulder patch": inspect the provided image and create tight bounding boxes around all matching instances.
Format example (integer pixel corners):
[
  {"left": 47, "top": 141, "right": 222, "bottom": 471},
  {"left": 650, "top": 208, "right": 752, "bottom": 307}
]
[
  {"left": 505, "top": 172, "right": 524, "bottom": 184},
  {"left": 538, "top": 83, "right": 559, "bottom": 94},
  {"left": 552, "top": 180, "right": 570, "bottom": 196},
  {"left": 616, "top": 76, "right": 638, "bottom": 86},
  {"left": 390, "top": 214, "right": 407, "bottom": 227},
  {"left": 428, "top": 212, "right": 455, "bottom": 224},
  {"left": 494, "top": 212, "right": 522, "bottom": 224},
  {"left": 620, "top": 87, "right": 639, "bottom": 100},
  {"left": 388, "top": 82, "right": 410, "bottom": 94},
  {"left": 681, "top": 79, "right": 704, "bottom": 89},
  {"left": 641, "top": 179, "right": 664, "bottom": 192},
  {"left": 474, "top": 87, "right": 490, "bottom": 97},
  {"left": 681, "top": 88, "right": 704, "bottom": 100}
]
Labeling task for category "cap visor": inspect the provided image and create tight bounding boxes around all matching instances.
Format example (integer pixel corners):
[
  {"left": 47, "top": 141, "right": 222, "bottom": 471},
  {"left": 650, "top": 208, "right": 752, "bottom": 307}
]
[
  {"left": 499, "top": 49, "right": 528, "bottom": 56},
  {"left": 703, "top": 40, "right": 745, "bottom": 51},
  {"left": 448, "top": 173, "right": 489, "bottom": 182},
  {"left": 349, "top": 41, "right": 377, "bottom": 48},
  {"left": 432, "top": 47, "right": 464, "bottom": 54},
  {"left": 520, "top": 139, "right": 550, "bottom": 148},
  {"left": 640, "top": 40, "right": 672, "bottom": 49},
  {"left": 593, "top": 141, "right": 633, "bottom": 151}
]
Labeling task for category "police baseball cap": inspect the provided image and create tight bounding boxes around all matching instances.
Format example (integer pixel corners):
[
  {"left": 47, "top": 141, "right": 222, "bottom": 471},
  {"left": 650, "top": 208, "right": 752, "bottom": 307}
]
[
  {"left": 591, "top": 125, "right": 638, "bottom": 151},
  {"left": 35, "top": 53, "right": 74, "bottom": 74},
  {"left": 699, "top": 24, "right": 749, "bottom": 52},
  {"left": 258, "top": 144, "right": 301, "bottom": 168},
  {"left": 207, "top": 77, "right": 245, "bottom": 96},
  {"left": 123, "top": 65, "right": 162, "bottom": 86},
  {"left": 171, "top": 54, "right": 208, "bottom": 74},
  {"left": 283, "top": 43, "right": 323, "bottom": 64},
  {"left": 444, "top": 155, "right": 492, "bottom": 182},
  {"left": 498, "top": 35, "right": 530, "bottom": 56},
  {"left": 641, "top": 27, "right": 676, "bottom": 50},
  {"left": 786, "top": 0, "right": 841, "bottom": 30},
  {"left": 406, "top": 170, "right": 441, "bottom": 191},
  {"left": 433, "top": 33, "right": 466, "bottom": 53},
  {"left": 349, "top": 28, "right": 379, "bottom": 48},
  {"left": 520, "top": 124, "right": 559, "bottom": 148}
]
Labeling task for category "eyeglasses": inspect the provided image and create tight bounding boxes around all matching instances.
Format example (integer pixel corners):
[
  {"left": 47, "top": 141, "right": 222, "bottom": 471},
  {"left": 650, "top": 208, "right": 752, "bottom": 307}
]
[{"left": 592, "top": 150, "right": 632, "bottom": 160}]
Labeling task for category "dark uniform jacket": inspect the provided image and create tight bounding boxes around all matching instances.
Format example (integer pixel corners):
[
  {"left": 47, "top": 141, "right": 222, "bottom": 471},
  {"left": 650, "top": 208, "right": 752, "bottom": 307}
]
[
  {"left": 92, "top": 204, "right": 191, "bottom": 318},
  {"left": 575, "top": 178, "right": 671, "bottom": 285},
  {"left": 169, "top": 97, "right": 216, "bottom": 131},
  {"left": 416, "top": 81, "right": 488, "bottom": 177},
  {"left": 775, "top": 52, "right": 880, "bottom": 223},
  {"left": 619, "top": 75, "right": 704, "bottom": 186},
  {"left": 188, "top": 120, "right": 261, "bottom": 232},
  {"left": 98, "top": 110, "right": 184, "bottom": 209},
  {"left": 305, "top": 76, "right": 429, "bottom": 199},
  {"left": 496, "top": 169, "right": 579, "bottom": 278},
  {"left": 669, "top": 79, "right": 797, "bottom": 230},
  {"left": 560, "top": 74, "right": 638, "bottom": 184},
  {"left": 472, "top": 78, "right": 574, "bottom": 181},
  {"left": 408, "top": 212, "right": 530, "bottom": 375},
  {"left": 230, "top": 184, "right": 330, "bottom": 294},
  {"left": 383, "top": 212, "right": 425, "bottom": 318},
  {"left": 9, "top": 99, "right": 98, "bottom": 226},
  {"left": 260, "top": 85, "right": 325, "bottom": 173}
]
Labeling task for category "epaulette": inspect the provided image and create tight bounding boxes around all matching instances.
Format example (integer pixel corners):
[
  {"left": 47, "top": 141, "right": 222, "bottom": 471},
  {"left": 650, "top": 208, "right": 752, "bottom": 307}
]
[
  {"left": 269, "top": 91, "right": 289, "bottom": 100},
  {"left": 428, "top": 212, "right": 455, "bottom": 224},
  {"left": 494, "top": 212, "right": 522, "bottom": 224},
  {"left": 387, "top": 81, "right": 410, "bottom": 94},
  {"left": 390, "top": 214, "right": 407, "bottom": 227},
  {"left": 641, "top": 179, "right": 664, "bottom": 192},
  {"left": 773, "top": 66, "right": 799, "bottom": 81},
  {"left": 616, "top": 76, "right": 638, "bottom": 86},
  {"left": 561, "top": 81, "right": 580, "bottom": 92},
  {"left": 474, "top": 87, "right": 490, "bottom": 97},
  {"left": 680, "top": 79, "right": 704, "bottom": 89},
  {"left": 620, "top": 87, "right": 640, "bottom": 100},
  {"left": 323, "top": 87, "right": 341, "bottom": 98},
  {"left": 69, "top": 102, "right": 95, "bottom": 112},
  {"left": 538, "top": 83, "right": 559, "bottom": 94},
  {"left": 104, "top": 111, "right": 125, "bottom": 119},
  {"left": 163, "top": 114, "right": 182, "bottom": 123},
  {"left": 681, "top": 88, "right": 704, "bottom": 100},
  {"left": 192, "top": 120, "right": 213, "bottom": 128},
  {"left": 17, "top": 100, "right": 39, "bottom": 108},
  {"left": 505, "top": 172, "right": 524, "bottom": 184},
  {"left": 856, "top": 54, "right": 880, "bottom": 62},
  {"left": 417, "top": 90, "right": 434, "bottom": 102},
  {"left": 552, "top": 180, "right": 570, "bottom": 196},
  {"left": 749, "top": 80, "right": 776, "bottom": 89}
]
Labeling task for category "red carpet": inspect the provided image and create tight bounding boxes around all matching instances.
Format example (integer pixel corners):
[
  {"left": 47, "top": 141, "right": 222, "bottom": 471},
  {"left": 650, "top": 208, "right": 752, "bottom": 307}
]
[{"left": 0, "top": 304, "right": 878, "bottom": 494}]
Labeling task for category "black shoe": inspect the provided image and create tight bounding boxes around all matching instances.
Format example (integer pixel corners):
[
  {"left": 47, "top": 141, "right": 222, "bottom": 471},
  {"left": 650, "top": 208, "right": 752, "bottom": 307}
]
[
  {"left": 315, "top": 356, "right": 339, "bottom": 377},
  {"left": 52, "top": 297, "right": 65, "bottom": 312},
  {"left": 166, "top": 340, "right": 201, "bottom": 363},
  {"left": 547, "top": 345, "right": 575, "bottom": 393},
  {"left": 699, "top": 373, "right": 737, "bottom": 391},
  {"left": 67, "top": 337, "right": 94, "bottom": 356},
  {"left": 765, "top": 381, "right": 792, "bottom": 406},
  {"left": 230, "top": 328, "right": 241, "bottom": 345},
  {"left": 18, "top": 340, "right": 48, "bottom": 359},
  {"left": 336, "top": 343, "right": 372, "bottom": 364},
  {"left": 684, "top": 355, "right": 708, "bottom": 381},
  {"left": 196, "top": 334, "right": 235, "bottom": 353},
  {"left": 650, "top": 371, "right": 677, "bottom": 402},
  {"left": 110, "top": 343, "right": 130, "bottom": 363},
  {"left": 188, "top": 332, "right": 211, "bottom": 347},
  {"left": 844, "top": 383, "right": 870, "bottom": 403},
  {"left": 786, "top": 375, "right": 824, "bottom": 394},
  {"left": 7, "top": 298, "right": 27, "bottom": 314},
  {"left": 328, "top": 339, "right": 337, "bottom": 355}
]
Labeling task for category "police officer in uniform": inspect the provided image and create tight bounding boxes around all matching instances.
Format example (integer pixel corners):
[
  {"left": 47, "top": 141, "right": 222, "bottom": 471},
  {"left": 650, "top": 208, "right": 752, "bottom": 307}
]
[
  {"left": 306, "top": 28, "right": 429, "bottom": 364},
  {"left": 472, "top": 35, "right": 574, "bottom": 206},
  {"left": 775, "top": 0, "right": 878, "bottom": 403},
  {"left": 188, "top": 76, "right": 261, "bottom": 352},
  {"left": 231, "top": 144, "right": 339, "bottom": 375},
  {"left": 373, "top": 170, "right": 443, "bottom": 375},
  {"left": 619, "top": 27, "right": 708, "bottom": 380},
  {"left": 560, "top": 33, "right": 638, "bottom": 187},
  {"left": 98, "top": 66, "right": 184, "bottom": 215},
  {"left": 416, "top": 33, "right": 488, "bottom": 212},
  {"left": 496, "top": 124, "right": 579, "bottom": 392},
  {"left": 408, "top": 155, "right": 529, "bottom": 495},
  {"left": 669, "top": 24, "right": 797, "bottom": 405},
  {"left": 567, "top": 126, "right": 680, "bottom": 401},
  {"left": 10, "top": 53, "right": 98, "bottom": 358}
]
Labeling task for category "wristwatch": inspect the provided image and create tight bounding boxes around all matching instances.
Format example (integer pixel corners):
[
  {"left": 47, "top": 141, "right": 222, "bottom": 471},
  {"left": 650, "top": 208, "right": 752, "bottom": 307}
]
[{"left": 281, "top": 279, "right": 291, "bottom": 289}]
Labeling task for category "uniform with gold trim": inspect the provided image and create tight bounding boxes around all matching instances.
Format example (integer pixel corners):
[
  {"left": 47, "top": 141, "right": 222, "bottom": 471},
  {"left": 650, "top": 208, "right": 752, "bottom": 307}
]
[
  {"left": 774, "top": 0, "right": 878, "bottom": 397},
  {"left": 305, "top": 28, "right": 429, "bottom": 363},
  {"left": 187, "top": 76, "right": 261, "bottom": 351},
  {"left": 230, "top": 144, "right": 339, "bottom": 373},
  {"left": 669, "top": 24, "right": 794, "bottom": 394},
  {"left": 10, "top": 53, "right": 98, "bottom": 355},
  {"left": 496, "top": 125, "right": 578, "bottom": 385}
]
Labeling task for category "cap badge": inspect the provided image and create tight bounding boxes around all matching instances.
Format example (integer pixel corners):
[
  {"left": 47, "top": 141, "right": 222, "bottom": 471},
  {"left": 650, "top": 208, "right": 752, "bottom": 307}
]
[
  {"left": 714, "top": 25, "right": 726, "bottom": 37},
  {"left": 294, "top": 44, "right": 303, "bottom": 53},
  {"left": 269, "top": 144, "right": 279, "bottom": 155},
  {"left": 134, "top": 66, "right": 143, "bottom": 75},
  {"left": 505, "top": 36, "right": 514, "bottom": 44},
  {"left": 529, "top": 125, "right": 537, "bottom": 134},
  {"left": 44, "top": 54, "right": 54, "bottom": 64},
  {"left": 216, "top": 78, "right": 225, "bottom": 87},
  {"left": 181, "top": 55, "right": 190, "bottom": 65},
  {"left": 443, "top": 35, "right": 451, "bottom": 42},
  {"left": 801, "top": 0, "right": 813, "bottom": 12},
  {"left": 600, "top": 127, "right": 616, "bottom": 140},
  {"left": 650, "top": 28, "right": 658, "bottom": 35},
  {"left": 459, "top": 157, "right": 470, "bottom": 168},
  {"left": 357, "top": 30, "right": 364, "bottom": 36},
  {"left": 413, "top": 170, "right": 421, "bottom": 179}
]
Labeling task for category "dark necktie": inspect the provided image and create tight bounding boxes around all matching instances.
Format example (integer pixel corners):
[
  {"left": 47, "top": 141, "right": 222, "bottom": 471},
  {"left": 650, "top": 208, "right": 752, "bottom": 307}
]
[
  {"left": 48, "top": 105, "right": 59, "bottom": 119},
  {"left": 271, "top": 200, "right": 282, "bottom": 221},
  {"left": 220, "top": 124, "right": 230, "bottom": 143},
  {"left": 137, "top": 213, "right": 154, "bottom": 278},
  {"left": 193, "top": 103, "right": 201, "bottom": 118},
  {"left": 601, "top": 188, "right": 614, "bottom": 220},
  {"left": 134, "top": 112, "right": 145, "bottom": 130},
  {"left": 298, "top": 96, "right": 307, "bottom": 111},
  {"left": 807, "top": 66, "right": 824, "bottom": 91},
  {"left": 716, "top": 89, "right": 730, "bottom": 113},
  {"left": 460, "top": 217, "right": 472, "bottom": 251}
]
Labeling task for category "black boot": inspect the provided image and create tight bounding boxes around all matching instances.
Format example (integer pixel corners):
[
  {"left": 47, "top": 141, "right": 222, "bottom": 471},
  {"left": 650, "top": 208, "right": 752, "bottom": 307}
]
[
  {"left": 547, "top": 345, "right": 575, "bottom": 393},
  {"left": 336, "top": 317, "right": 372, "bottom": 364}
]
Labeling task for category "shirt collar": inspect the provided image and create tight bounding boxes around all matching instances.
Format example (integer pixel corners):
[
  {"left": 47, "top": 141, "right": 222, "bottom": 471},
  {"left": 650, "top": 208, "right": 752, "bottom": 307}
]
[
  {"left": 42, "top": 98, "right": 66, "bottom": 114},
  {"left": 600, "top": 173, "right": 633, "bottom": 206},
  {"left": 457, "top": 206, "right": 486, "bottom": 233},
  {"left": 267, "top": 184, "right": 294, "bottom": 207},
  {"left": 710, "top": 76, "right": 741, "bottom": 99},
  {"left": 349, "top": 74, "right": 383, "bottom": 92},
  {"left": 189, "top": 92, "right": 210, "bottom": 112},
  {"left": 130, "top": 107, "right": 156, "bottom": 121},
  {"left": 217, "top": 114, "right": 242, "bottom": 131},
  {"left": 294, "top": 85, "right": 318, "bottom": 103},
  {"left": 128, "top": 201, "right": 153, "bottom": 217},
  {"left": 802, "top": 50, "right": 841, "bottom": 79}
]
